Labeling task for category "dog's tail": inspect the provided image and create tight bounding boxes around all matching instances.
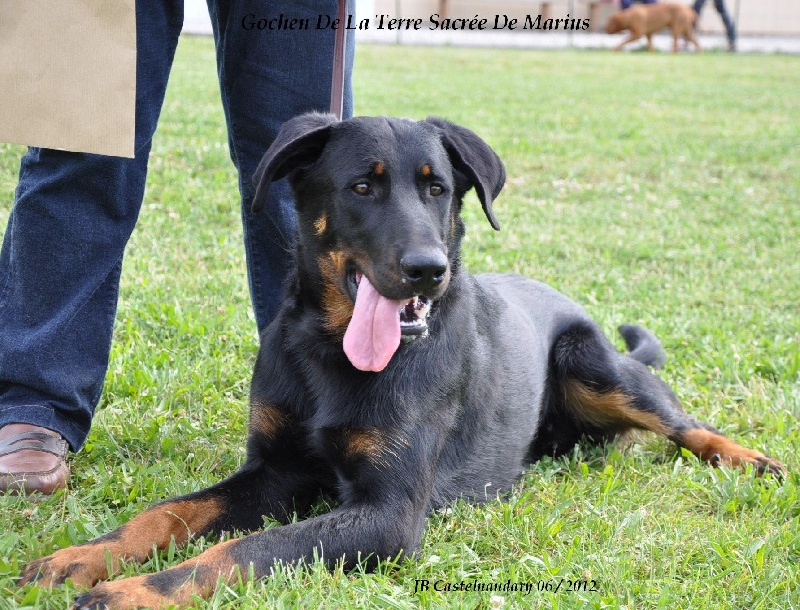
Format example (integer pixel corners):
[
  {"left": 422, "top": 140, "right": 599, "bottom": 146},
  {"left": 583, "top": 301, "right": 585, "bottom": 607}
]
[{"left": 619, "top": 324, "right": 666, "bottom": 370}]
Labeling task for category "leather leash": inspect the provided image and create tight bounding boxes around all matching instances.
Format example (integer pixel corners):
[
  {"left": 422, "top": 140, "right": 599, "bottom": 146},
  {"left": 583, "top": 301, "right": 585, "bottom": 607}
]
[{"left": 330, "top": 0, "right": 347, "bottom": 119}]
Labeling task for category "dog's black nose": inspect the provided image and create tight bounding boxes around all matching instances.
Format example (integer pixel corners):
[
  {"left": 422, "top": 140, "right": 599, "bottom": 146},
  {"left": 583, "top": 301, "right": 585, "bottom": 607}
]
[{"left": 400, "top": 251, "right": 448, "bottom": 292}]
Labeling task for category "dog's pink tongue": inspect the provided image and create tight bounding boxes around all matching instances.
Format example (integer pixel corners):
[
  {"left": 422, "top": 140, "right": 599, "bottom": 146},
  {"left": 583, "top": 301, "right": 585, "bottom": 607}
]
[{"left": 343, "top": 275, "right": 405, "bottom": 372}]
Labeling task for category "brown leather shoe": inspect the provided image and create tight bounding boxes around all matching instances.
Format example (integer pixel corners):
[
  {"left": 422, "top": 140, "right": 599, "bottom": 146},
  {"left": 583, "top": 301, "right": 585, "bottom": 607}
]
[{"left": 0, "top": 423, "right": 69, "bottom": 495}]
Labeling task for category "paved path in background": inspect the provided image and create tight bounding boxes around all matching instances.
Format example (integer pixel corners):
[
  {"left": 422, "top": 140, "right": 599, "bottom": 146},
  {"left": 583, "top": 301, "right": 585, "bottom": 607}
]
[{"left": 183, "top": 19, "right": 800, "bottom": 54}]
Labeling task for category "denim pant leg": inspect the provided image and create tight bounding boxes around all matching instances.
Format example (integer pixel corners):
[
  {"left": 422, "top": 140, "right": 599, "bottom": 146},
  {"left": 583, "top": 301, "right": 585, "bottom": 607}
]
[
  {"left": 713, "top": 0, "right": 736, "bottom": 44},
  {"left": 694, "top": 0, "right": 736, "bottom": 44},
  {"left": 0, "top": 0, "right": 184, "bottom": 451},
  {"left": 206, "top": 0, "right": 355, "bottom": 331}
]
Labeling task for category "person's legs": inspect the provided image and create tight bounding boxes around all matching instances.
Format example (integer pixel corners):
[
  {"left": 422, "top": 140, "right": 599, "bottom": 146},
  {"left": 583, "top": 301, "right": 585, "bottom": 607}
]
[
  {"left": 712, "top": 0, "right": 736, "bottom": 48},
  {"left": 0, "top": 0, "right": 184, "bottom": 460},
  {"left": 206, "top": 0, "right": 355, "bottom": 331},
  {"left": 693, "top": 0, "right": 735, "bottom": 50}
]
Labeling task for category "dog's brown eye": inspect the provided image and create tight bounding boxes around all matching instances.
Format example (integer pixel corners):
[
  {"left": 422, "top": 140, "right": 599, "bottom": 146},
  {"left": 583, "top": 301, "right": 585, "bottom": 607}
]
[
  {"left": 430, "top": 184, "right": 444, "bottom": 197},
  {"left": 352, "top": 182, "right": 370, "bottom": 196}
]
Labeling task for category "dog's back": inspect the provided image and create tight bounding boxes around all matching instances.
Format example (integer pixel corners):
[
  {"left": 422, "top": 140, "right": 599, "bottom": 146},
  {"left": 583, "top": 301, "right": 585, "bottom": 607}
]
[{"left": 608, "top": 4, "right": 697, "bottom": 35}]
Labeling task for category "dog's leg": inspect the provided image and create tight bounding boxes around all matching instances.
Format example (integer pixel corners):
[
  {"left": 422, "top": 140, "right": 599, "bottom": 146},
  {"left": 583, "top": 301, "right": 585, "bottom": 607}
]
[
  {"left": 614, "top": 34, "right": 641, "bottom": 51},
  {"left": 70, "top": 503, "right": 424, "bottom": 609},
  {"left": 551, "top": 322, "right": 785, "bottom": 475},
  {"left": 65, "top": 425, "right": 440, "bottom": 609},
  {"left": 647, "top": 33, "right": 655, "bottom": 52},
  {"left": 19, "top": 458, "right": 322, "bottom": 590},
  {"left": 685, "top": 28, "right": 702, "bottom": 52}
]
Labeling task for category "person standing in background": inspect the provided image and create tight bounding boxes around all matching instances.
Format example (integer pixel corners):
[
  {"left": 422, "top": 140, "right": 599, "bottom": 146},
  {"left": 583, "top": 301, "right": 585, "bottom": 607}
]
[{"left": 694, "top": 0, "right": 736, "bottom": 51}]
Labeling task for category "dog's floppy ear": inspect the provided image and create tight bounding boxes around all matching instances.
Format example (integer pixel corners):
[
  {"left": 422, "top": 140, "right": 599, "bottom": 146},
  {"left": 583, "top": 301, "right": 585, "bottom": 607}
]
[
  {"left": 251, "top": 113, "right": 338, "bottom": 213},
  {"left": 425, "top": 117, "right": 505, "bottom": 231}
]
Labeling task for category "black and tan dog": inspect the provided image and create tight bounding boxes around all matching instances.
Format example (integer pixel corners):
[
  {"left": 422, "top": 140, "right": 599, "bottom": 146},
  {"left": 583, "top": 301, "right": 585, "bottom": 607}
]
[{"left": 21, "top": 114, "right": 783, "bottom": 608}]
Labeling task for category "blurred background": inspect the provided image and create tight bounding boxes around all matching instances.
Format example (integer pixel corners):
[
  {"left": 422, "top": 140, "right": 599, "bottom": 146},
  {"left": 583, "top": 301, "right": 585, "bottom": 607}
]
[{"left": 184, "top": 0, "right": 800, "bottom": 52}]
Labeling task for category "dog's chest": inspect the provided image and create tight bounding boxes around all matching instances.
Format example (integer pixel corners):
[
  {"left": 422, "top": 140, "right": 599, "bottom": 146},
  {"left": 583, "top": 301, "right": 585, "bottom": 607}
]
[{"left": 313, "top": 425, "right": 406, "bottom": 477}]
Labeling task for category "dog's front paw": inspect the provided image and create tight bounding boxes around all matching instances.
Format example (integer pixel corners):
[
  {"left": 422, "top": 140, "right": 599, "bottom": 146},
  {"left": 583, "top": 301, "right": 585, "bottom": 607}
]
[
  {"left": 706, "top": 444, "right": 786, "bottom": 478},
  {"left": 72, "top": 588, "right": 111, "bottom": 610},
  {"left": 72, "top": 576, "right": 168, "bottom": 610},
  {"left": 719, "top": 451, "right": 786, "bottom": 478},
  {"left": 19, "top": 545, "right": 110, "bottom": 589},
  {"left": 681, "top": 429, "right": 786, "bottom": 478}
]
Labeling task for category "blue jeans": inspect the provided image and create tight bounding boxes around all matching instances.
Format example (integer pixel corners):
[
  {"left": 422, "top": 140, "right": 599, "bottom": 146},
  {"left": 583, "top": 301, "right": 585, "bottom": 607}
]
[
  {"left": 694, "top": 0, "right": 736, "bottom": 45},
  {"left": 0, "top": 0, "right": 354, "bottom": 451}
]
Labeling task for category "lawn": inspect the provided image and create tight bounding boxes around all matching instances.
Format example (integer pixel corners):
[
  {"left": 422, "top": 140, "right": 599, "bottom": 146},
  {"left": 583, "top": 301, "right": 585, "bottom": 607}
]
[{"left": 1, "top": 37, "right": 798, "bottom": 609}]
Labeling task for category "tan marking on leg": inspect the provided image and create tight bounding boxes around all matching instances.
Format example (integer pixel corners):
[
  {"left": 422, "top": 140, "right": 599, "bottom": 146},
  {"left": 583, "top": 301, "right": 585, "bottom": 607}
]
[
  {"left": 153, "top": 538, "right": 242, "bottom": 606},
  {"left": 77, "top": 575, "right": 174, "bottom": 610},
  {"left": 20, "top": 547, "right": 106, "bottom": 589},
  {"left": 249, "top": 400, "right": 287, "bottom": 440},
  {"left": 76, "top": 539, "right": 246, "bottom": 610},
  {"left": 185, "top": 537, "right": 240, "bottom": 587},
  {"left": 678, "top": 428, "right": 785, "bottom": 474},
  {"left": 73, "top": 538, "right": 244, "bottom": 608},
  {"left": 565, "top": 381, "right": 669, "bottom": 435},
  {"left": 116, "top": 497, "right": 224, "bottom": 558},
  {"left": 314, "top": 214, "right": 327, "bottom": 236},
  {"left": 20, "top": 496, "right": 224, "bottom": 589},
  {"left": 160, "top": 539, "right": 242, "bottom": 606}
]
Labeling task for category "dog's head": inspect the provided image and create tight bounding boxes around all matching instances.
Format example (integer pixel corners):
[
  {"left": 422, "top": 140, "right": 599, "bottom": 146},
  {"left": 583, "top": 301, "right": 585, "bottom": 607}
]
[{"left": 252, "top": 113, "right": 505, "bottom": 371}]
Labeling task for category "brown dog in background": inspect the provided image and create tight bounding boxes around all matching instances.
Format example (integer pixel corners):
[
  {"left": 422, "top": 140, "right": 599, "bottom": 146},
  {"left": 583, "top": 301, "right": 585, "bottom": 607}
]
[{"left": 606, "top": 4, "right": 701, "bottom": 53}]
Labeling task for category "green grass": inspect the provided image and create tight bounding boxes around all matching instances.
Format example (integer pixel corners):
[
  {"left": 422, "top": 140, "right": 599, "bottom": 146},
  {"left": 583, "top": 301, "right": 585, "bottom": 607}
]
[{"left": 1, "top": 37, "right": 799, "bottom": 609}]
